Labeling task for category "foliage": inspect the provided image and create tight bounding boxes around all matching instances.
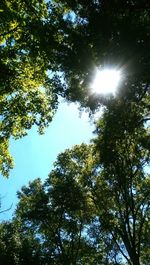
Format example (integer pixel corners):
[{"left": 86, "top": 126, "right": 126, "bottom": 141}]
[
  {"left": 0, "top": 0, "right": 56, "bottom": 176},
  {"left": 44, "top": 0, "right": 150, "bottom": 110},
  {"left": 0, "top": 134, "right": 149, "bottom": 264},
  {"left": 11, "top": 144, "right": 123, "bottom": 265},
  {"left": 0, "top": 220, "right": 43, "bottom": 265},
  {"left": 15, "top": 84, "right": 150, "bottom": 265},
  {"left": 1, "top": 0, "right": 150, "bottom": 176},
  {"left": 0, "top": 1, "right": 149, "bottom": 264},
  {"left": 92, "top": 71, "right": 150, "bottom": 264},
  {"left": 15, "top": 145, "right": 102, "bottom": 265}
]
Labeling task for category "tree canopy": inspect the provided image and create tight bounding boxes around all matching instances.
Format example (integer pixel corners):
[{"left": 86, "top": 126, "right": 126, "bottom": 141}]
[
  {"left": 0, "top": 1, "right": 150, "bottom": 264},
  {"left": 0, "top": 139, "right": 149, "bottom": 264},
  {"left": 0, "top": 0, "right": 150, "bottom": 176}
]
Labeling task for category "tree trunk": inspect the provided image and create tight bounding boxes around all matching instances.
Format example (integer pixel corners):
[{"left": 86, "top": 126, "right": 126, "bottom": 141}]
[{"left": 129, "top": 250, "right": 140, "bottom": 265}]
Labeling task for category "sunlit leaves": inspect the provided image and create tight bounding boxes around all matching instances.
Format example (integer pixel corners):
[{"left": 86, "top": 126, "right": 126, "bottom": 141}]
[
  {"left": 0, "top": 0, "right": 58, "bottom": 176},
  {"left": 0, "top": 137, "right": 13, "bottom": 177}
]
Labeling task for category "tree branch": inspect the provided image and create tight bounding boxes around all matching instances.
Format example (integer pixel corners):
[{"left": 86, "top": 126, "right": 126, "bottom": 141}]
[
  {"left": 0, "top": 203, "right": 13, "bottom": 214},
  {"left": 111, "top": 231, "right": 132, "bottom": 265}
]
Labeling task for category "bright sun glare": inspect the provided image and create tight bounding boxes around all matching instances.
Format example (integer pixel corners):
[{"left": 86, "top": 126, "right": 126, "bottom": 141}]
[{"left": 91, "top": 69, "right": 121, "bottom": 95}]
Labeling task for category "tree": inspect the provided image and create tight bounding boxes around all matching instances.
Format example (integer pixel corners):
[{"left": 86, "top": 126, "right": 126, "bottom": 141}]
[
  {"left": 39, "top": 4, "right": 150, "bottom": 262},
  {"left": 1, "top": 0, "right": 150, "bottom": 176},
  {"left": 15, "top": 144, "right": 117, "bottom": 265},
  {"left": 0, "top": 135, "right": 148, "bottom": 264},
  {"left": 0, "top": 2, "right": 149, "bottom": 263},
  {"left": 0, "top": 0, "right": 58, "bottom": 176},
  {"left": 91, "top": 81, "right": 150, "bottom": 264},
  {"left": 0, "top": 220, "right": 43, "bottom": 265},
  {"left": 43, "top": 0, "right": 150, "bottom": 109}
]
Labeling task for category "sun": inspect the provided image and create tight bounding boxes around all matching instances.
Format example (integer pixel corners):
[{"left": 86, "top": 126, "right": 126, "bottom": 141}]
[{"left": 91, "top": 69, "right": 121, "bottom": 95}]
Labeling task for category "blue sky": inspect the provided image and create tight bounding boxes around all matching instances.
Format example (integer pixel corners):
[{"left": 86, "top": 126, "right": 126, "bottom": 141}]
[{"left": 0, "top": 100, "right": 95, "bottom": 220}]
